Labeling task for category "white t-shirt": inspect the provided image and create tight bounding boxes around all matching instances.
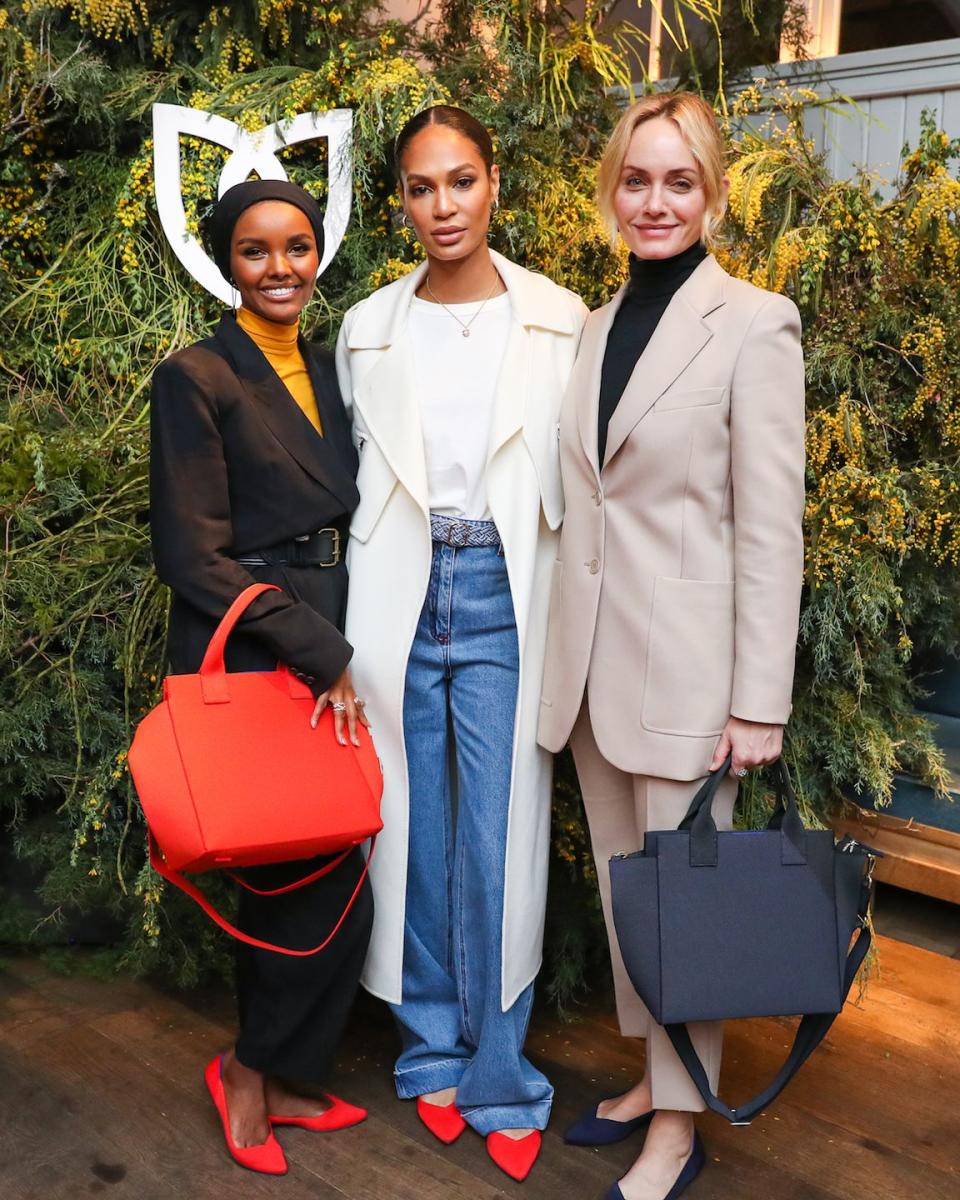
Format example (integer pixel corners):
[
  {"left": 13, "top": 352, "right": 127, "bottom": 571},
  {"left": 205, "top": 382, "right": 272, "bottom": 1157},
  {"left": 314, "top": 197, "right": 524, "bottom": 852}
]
[{"left": 408, "top": 291, "right": 512, "bottom": 520}]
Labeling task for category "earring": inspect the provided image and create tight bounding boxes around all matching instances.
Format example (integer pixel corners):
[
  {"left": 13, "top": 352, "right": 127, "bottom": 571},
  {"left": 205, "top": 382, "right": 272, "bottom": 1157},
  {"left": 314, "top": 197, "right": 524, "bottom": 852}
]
[
  {"left": 492, "top": 197, "right": 500, "bottom": 213},
  {"left": 401, "top": 213, "right": 413, "bottom": 229}
]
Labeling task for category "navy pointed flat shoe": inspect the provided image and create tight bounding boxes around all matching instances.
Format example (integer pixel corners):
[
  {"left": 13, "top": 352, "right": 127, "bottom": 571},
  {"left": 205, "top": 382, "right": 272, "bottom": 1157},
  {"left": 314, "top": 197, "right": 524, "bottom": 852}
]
[
  {"left": 564, "top": 1099, "right": 654, "bottom": 1146},
  {"left": 603, "top": 1131, "right": 706, "bottom": 1200}
]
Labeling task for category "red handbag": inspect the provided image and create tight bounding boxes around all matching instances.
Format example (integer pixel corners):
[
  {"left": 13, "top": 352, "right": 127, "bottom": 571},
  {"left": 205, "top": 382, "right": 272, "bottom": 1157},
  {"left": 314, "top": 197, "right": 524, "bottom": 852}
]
[{"left": 129, "top": 582, "right": 383, "bottom": 956}]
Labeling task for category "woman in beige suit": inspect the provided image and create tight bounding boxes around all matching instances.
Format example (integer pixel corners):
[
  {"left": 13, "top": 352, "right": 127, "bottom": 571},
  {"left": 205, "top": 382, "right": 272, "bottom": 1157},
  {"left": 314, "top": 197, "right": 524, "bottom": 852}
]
[{"left": 538, "top": 93, "right": 805, "bottom": 1200}]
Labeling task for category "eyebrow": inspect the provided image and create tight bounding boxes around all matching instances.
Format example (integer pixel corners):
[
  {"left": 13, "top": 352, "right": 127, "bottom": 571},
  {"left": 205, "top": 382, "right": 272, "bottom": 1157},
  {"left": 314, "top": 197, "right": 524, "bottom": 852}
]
[
  {"left": 235, "top": 231, "right": 315, "bottom": 245},
  {"left": 621, "top": 164, "right": 699, "bottom": 175},
  {"left": 405, "top": 163, "right": 479, "bottom": 182}
]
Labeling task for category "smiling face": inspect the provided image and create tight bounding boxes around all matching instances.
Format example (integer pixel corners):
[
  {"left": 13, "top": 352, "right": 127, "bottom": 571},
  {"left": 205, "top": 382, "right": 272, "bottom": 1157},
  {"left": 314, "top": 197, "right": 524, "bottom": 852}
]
[
  {"left": 229, "top": 200, "right": 320, "bottom": 324},
  {"left": 399, "top": 124, "right": 500, "bottom": 262},
  {"left": 612, "top": 117, "right": 712, "bottom": 261}
]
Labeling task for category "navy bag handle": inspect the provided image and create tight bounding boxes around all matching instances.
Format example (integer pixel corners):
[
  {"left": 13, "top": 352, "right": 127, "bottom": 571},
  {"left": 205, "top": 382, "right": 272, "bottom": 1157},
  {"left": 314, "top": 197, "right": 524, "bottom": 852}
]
[
  {"left": 670, "top": 757, "right": 875, "bottom": 1123},
  {"left": 679, "top": 755, "right": 807, "bottom": 867}
]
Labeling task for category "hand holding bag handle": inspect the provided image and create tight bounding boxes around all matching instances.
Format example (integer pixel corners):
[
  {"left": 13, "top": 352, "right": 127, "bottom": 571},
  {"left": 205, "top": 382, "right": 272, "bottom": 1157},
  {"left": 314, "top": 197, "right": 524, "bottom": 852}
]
[
  {"left": 679, "top": 755, "right": 807, "bottom": 867},
  {"left": 671, "top": 758, "right": 874, "bottom": 1124},
  {"left": 148, "top": 581, "right": 376, "bottom": 956}
]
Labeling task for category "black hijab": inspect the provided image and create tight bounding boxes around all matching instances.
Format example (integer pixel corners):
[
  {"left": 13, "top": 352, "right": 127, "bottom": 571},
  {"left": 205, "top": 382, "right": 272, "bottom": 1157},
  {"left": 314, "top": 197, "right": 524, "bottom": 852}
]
[{"left": 204, "top": 179, "right": 326, "bottom": 284}]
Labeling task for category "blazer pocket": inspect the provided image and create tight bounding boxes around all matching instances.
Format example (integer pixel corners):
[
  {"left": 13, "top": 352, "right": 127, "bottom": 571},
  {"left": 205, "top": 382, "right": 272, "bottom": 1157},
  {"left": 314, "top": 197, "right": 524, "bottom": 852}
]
[
  {"left": 655, "top": 386, "right": 726, "bottom": 412},
  {"left": 539, "top": 561, "right": 564, "bottom": 707},
  {"left": 349, "top": 448, "right": 397, "bottom": 544},
  {"left": 641, "top": 576, "right": 735, "bottom": 737}
]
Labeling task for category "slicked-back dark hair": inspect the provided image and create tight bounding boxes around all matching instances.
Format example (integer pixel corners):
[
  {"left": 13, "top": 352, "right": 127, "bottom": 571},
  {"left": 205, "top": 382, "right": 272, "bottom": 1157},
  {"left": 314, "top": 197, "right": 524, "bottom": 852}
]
[{"left": 394, "top": 105, "right": 495, "bottom": 176}]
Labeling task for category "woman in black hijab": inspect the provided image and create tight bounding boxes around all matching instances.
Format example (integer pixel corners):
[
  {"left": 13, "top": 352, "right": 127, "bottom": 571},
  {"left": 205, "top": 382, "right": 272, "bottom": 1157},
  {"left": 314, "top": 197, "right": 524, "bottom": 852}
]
[{"left": 150, "top": 180, "right": 373, "bottom": 1175}]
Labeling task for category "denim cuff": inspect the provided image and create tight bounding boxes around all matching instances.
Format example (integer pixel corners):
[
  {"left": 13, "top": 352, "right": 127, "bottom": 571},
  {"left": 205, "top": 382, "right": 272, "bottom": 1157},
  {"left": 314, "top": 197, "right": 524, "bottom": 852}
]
[
  {"left": 394, "top": 1057, "right": 468, "bottom": 1100},
  {"left": 459, "top": 1097, "right": 553, "bottom": 1136}
]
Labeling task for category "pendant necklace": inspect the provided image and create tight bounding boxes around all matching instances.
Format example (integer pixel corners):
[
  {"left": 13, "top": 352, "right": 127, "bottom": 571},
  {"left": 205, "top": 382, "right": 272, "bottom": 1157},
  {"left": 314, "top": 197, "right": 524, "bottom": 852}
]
[{"left": 424, "top": 272, "right": 501, "bottom": 338}]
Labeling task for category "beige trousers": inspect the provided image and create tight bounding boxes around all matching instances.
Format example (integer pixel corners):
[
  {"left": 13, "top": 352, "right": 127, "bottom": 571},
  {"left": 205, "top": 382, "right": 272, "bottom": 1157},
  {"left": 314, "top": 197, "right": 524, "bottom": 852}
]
[{"left": 569, "top": 704, "right": 737, "bottom": 1113}]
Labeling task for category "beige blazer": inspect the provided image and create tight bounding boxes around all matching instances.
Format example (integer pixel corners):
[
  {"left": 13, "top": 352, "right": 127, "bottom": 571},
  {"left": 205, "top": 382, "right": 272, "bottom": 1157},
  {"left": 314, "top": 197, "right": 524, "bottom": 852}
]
[{"left": 537, "top": 254, "right": 806, "bottom": 781}]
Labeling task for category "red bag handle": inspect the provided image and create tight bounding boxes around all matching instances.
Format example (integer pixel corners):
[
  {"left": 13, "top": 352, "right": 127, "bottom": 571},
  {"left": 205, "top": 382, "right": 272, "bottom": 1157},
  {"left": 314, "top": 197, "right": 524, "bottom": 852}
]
[
  {"left": 200, "top": 583, "right": 282, "bottom": 705},
  {"left": 227, "top": 846, "right": 353, "bottom": 895},
  {"left": 148, "top": 833, "right": 375, "bottom": 956}
]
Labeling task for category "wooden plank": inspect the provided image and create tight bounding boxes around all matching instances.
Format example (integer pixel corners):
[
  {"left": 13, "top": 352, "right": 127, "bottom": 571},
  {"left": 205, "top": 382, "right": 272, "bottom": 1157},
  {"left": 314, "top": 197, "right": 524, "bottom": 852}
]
[
  {"left": 2, "top": 944, "right": 960, "bottom": 1199},
  {"left": 836, "top": 807, "right": 960, "bottom": 853},
  {"left": 832, "top": 815, "right": 960, "bottom": 903},
  {"left": 90, "top": 994, "right": 618, "bottom": 1200},
  {"left": 0, "top": 1026, "right": 342, "bottom": 1200}
]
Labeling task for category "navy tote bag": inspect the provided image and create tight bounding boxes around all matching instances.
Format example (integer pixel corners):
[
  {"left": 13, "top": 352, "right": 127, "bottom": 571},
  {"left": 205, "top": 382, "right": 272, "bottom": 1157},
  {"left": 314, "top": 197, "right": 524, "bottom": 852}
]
[{"left": 609, "top": 758, "right": 879, "bottom": 1125}]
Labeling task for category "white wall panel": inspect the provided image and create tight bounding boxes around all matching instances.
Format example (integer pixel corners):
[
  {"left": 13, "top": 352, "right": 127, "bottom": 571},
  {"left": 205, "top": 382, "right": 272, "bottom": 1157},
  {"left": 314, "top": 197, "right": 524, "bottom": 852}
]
[{"left": 862, "top": 94, "right": 906, "bottom": 185}]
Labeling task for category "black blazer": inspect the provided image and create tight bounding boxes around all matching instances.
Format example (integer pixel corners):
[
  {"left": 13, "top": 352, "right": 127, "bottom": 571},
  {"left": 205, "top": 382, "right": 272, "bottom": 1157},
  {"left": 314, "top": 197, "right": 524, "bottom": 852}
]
[{"left": 150, "top": 312, "right": 360, "bottom": 692}]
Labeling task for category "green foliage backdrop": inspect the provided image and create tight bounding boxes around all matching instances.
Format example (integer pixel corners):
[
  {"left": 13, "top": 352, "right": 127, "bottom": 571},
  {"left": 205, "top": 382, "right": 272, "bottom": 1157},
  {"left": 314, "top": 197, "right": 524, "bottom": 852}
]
[{"left": 2, "top": 1, "right": 958, "bottom": 1002}]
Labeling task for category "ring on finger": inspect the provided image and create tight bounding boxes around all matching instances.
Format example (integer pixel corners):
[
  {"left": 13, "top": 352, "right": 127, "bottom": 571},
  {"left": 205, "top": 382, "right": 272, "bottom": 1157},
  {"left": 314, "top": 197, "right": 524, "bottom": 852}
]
[
  {"left": 331, "top": 701, "right": 347, "bottom": 713},
  {"left": 735, "top": 767, "right": 749, "bottom": 778},
  {"left": 354, "top": 697, "right": 366, "bottom": 707}
]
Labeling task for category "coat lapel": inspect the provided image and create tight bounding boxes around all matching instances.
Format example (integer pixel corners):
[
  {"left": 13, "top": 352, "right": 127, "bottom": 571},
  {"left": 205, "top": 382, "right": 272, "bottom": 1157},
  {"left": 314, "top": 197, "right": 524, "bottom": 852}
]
[
  {"left": 486, "top": 248, "right": 577, "bottom": 464},
  {"left": 602, "top": 255, "right": 727, "bottom": 470},
  {"left": 345, "top": 250, "right": 581, "bottom": 512},
  {"left": 487, "top": 319, "right": 528, "bottom": 463},
  {"left": 214, "top": 313, "right": 359, "bottom": 511}
]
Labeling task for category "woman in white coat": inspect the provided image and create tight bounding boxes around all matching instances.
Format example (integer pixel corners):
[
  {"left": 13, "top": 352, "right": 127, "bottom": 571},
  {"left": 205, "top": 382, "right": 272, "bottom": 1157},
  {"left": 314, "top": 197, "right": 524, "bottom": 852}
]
[{"left": 336, "top": 105, "right": 587, "bottom": 1181}]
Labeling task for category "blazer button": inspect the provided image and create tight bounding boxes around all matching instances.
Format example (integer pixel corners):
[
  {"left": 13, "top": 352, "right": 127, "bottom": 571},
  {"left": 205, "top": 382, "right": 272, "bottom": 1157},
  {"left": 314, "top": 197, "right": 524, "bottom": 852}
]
[
  {"left": 587, "top": 558, "right": 600, "bottom": 575},
  {"left": 593, "top": 489, "right": 602, "bottom": 506}
]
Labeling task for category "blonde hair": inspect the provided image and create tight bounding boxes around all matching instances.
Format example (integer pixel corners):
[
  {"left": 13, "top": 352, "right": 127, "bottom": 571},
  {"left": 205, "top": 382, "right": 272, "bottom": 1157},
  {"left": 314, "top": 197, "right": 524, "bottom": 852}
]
[{"left": 596, "top": 91, "right": 727, "bottom": 249}]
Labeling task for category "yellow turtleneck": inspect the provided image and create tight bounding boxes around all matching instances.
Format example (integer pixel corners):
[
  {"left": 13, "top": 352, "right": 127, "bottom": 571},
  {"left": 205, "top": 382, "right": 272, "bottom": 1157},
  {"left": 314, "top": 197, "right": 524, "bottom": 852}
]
[{"left": 237, "top": 306, "right": 323, "bottom": 436}]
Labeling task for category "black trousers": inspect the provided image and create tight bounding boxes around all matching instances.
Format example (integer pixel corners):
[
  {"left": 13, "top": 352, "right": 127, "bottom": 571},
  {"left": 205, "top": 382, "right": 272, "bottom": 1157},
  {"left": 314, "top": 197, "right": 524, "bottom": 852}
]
[{"left": 234, "top": 846, "right": 374, "bottom": 1084}]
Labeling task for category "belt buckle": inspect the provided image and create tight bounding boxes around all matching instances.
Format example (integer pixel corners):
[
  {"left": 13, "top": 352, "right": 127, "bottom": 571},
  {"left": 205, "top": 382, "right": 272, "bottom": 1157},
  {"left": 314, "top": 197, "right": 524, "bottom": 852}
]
[
  {"left": 319, "top": 527, "right": 341, "bottom": 567},
  {"left": 450, "top": 521, "right": 469, "bottom": 548}
]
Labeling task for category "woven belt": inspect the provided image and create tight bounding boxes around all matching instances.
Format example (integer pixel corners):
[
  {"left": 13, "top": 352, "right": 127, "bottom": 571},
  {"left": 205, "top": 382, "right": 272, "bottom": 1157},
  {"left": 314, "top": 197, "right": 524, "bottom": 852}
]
[
  {"left": 429, "top": 514, "right": 501, "bottom": 548},
  {"left": 234, "top": 527, "right": 342, "bottom": 569}
]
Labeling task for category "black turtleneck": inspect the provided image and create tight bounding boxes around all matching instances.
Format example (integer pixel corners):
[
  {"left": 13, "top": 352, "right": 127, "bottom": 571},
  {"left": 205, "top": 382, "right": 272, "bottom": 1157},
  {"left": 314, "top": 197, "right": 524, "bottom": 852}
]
[{"left": 597, "top": 241, "right": 707, "bottom": 466}]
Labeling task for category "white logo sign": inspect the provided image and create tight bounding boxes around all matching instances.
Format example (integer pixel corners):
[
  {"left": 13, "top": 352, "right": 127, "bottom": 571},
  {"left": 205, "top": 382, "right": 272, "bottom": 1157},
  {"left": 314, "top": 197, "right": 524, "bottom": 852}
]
[{"left": 152, "top": 103, "right": 353, "bottom": 305}]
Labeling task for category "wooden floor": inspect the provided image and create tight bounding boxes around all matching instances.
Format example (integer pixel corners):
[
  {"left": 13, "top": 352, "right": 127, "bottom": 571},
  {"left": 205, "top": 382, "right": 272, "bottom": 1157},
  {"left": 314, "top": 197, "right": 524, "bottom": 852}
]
[{"left": 1, "top": 936, "right": 958, "bottom": 1200}]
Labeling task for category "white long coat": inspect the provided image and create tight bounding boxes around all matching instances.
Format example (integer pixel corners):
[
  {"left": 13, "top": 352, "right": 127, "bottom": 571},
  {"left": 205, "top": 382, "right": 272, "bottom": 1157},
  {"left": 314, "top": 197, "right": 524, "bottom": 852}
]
[{"left": 335, "top": 251, "right": 588, "bottom": 1010}]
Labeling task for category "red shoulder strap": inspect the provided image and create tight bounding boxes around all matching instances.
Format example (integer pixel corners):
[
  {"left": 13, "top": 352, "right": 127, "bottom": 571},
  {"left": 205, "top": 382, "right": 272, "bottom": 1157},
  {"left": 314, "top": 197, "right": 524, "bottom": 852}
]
[{"left": 148, "top": 833, "right": 374, "bottom": 957}]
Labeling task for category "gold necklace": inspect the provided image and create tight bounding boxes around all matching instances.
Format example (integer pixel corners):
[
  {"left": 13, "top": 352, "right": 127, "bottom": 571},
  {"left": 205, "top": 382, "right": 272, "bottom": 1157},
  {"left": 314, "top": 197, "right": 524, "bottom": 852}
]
[{"left": 424, "top": 272, "right": 502, "bottom": 338}]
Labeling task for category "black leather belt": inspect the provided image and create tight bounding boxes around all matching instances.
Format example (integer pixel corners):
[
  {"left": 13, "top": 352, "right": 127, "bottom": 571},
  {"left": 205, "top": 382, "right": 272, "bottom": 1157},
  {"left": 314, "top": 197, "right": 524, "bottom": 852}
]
[{"left": 235, "top": 527, "right": 342, "bottom": 569}]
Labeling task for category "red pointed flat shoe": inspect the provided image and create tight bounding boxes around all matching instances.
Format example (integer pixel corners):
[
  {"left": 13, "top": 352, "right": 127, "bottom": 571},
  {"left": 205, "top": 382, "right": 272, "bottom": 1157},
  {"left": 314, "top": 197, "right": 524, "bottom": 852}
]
[
  {"left": 269, "top": 1093, "right": 367, "bottom": 1132},
  {"left": 486, "top": 1130, "right": 542, "bottom": 1182},
  {"left": 204, "top": 1056, "right": 288, "bottom": 1175},
  {"left": 416, "top": 1095, "right": 467, "bottom": 1144}
]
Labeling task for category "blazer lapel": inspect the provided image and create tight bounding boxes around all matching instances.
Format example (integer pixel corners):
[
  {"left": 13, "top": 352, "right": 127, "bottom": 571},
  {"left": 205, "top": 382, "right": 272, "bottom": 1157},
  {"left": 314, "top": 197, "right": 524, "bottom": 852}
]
[
  {"left": 303, "top": 342, "right": 360, "bottom": 492},
  {"left": 602, "top": 255, "right": 726, "bottom": 470},
  {"left": 576, "top": 290, "right": 625, "bottom": 483},
  {"left": 214, "top": 313, "right": 359, "bottom": 511}
]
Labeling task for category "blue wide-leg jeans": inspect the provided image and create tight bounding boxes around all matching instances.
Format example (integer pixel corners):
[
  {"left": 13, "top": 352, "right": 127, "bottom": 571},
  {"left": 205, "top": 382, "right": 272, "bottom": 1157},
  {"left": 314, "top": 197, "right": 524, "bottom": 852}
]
[{"left": 389, "top": 540, "right": 553, "bottom": 1134}]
